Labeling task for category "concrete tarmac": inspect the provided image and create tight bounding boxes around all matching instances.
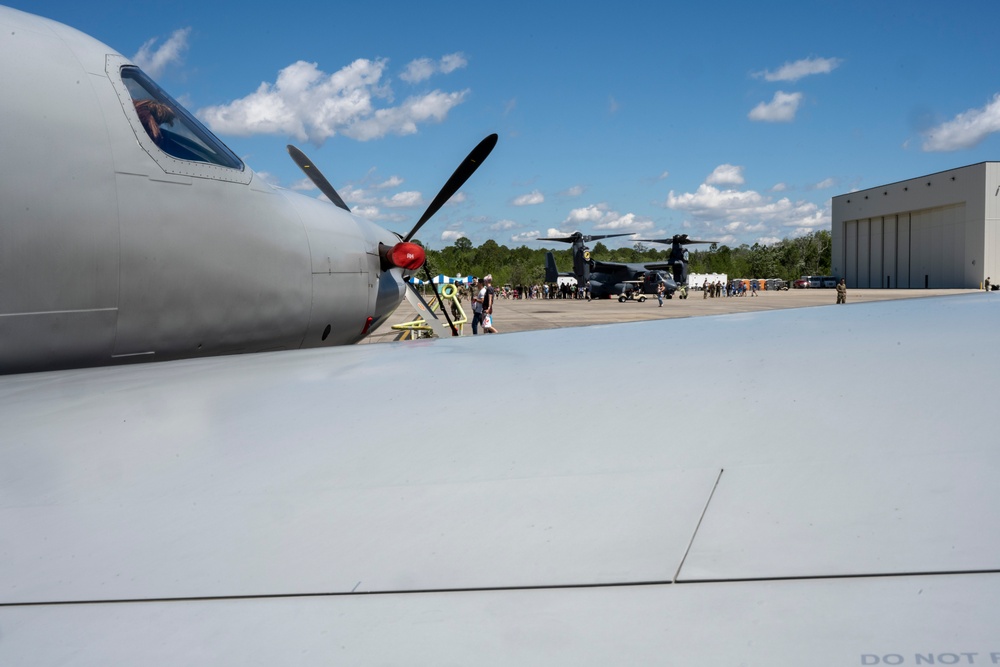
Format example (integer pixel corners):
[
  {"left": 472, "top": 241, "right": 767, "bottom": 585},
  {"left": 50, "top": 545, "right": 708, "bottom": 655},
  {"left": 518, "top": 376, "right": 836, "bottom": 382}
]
[{"left": 363, "top": 288, "right": 982, "bottom": 344}]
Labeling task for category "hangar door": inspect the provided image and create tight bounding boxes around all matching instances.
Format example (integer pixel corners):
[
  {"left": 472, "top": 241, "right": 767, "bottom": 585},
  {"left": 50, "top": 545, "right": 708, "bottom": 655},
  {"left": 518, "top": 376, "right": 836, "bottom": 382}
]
[{"left": 843, "top": 203, "right": 966, "bottom": 288}]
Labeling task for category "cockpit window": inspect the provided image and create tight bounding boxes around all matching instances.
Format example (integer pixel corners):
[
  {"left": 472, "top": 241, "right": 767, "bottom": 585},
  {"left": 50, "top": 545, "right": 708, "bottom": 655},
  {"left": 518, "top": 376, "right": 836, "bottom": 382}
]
[{"left": 120, "top": 67, "right": 242, "bottom": 170}]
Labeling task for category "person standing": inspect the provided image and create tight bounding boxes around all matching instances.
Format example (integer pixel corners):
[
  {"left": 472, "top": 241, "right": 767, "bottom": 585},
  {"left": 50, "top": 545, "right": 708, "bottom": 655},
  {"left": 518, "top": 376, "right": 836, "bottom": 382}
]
[
  {"left": 470, "top": 277, "right": 484, "bottom": 334},
  {"left": 656, "top": 281, "right": 665, "bottom": 307},
  {"left": 836, "top": 278, "right": 847, "bottom": 304},
  {"left": 986, "top": 276, "right": 991, "bottom": 292},
  {"left": 481, "top": 274, "right": 499, "bottom": 333}
]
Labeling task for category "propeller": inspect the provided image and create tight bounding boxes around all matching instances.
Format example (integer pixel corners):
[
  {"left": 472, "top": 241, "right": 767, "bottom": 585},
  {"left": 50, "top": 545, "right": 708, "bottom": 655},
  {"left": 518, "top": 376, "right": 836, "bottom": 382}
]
[
  {"left": 537, "top": 232, "right": 631, "bottom": 244},
  {"left": 286, "top": 145, "right": 351, "bottom": 212},
  {"left": 287, "top": 134, "right": 499, "bottom": 338},
  {"left": 633, "top": 234, "right": 716, "bottom": 245},
  {"left": 403, "top": 133, "right": 498, "bottom": 243}
]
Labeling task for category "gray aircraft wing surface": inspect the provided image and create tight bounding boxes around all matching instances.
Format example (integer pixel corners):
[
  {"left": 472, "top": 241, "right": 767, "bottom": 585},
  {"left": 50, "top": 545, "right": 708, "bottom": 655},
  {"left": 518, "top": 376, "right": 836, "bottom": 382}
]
[{"left": 2, "top": 294, "right": 999, "bottom": 665}]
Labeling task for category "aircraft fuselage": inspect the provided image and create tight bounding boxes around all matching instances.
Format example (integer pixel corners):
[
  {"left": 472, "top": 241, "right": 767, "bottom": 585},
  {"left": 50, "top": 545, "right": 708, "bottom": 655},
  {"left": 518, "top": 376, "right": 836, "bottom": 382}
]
[{"left": 0, "top": 7, "right": 406, "bottom": 373}]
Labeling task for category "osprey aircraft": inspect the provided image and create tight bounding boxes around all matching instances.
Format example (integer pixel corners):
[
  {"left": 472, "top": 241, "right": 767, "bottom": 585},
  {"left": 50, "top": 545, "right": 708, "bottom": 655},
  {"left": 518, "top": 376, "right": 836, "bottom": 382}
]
[
  {"left": 632, "top": 234, "right": 719, "bottom": 285},
  {"left": 2, "top": 6, "right": 1000, "bottom": 665},
  {"left": 539, "top": 231, "right": 711, "bottom": 299}
]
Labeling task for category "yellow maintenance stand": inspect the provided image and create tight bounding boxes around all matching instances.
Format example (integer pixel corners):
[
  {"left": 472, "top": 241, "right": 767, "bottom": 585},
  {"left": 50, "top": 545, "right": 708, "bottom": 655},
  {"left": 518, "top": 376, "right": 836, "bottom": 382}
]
[{"left": 392, "top": 283, "right": 468, "bottom": 340}]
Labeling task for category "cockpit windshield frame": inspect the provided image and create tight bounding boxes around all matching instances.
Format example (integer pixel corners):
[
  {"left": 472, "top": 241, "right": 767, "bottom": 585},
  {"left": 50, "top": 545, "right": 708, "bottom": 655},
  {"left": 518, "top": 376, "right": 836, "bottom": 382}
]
[{"left": 106, "top": 55, "right": 251, "bottom": 184}]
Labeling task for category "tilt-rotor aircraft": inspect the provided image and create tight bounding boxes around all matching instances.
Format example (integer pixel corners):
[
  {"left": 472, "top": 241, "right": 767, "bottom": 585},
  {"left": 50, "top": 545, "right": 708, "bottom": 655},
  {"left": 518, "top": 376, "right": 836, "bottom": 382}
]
[
  {"left": 633, "top": 233, "right": 719, "bottom": 285},
  {"left": 3, "top": 7, "right": 1000, "bottom": 665},
  {"left": 540, "top": 231, "right": 685, "bottom": 298}
]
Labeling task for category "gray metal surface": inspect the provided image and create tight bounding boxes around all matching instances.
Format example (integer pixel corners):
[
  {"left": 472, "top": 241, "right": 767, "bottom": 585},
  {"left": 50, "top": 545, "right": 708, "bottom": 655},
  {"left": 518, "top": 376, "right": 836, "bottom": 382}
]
[{"left": 2, "top": 295, "right": 999, "bottom": 664}]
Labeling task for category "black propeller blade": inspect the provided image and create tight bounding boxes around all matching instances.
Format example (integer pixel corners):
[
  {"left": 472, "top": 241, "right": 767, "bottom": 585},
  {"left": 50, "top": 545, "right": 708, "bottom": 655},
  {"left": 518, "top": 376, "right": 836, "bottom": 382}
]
[
  {"left": 403, "top": 133, "right": 498, "bottom": 243},
  {"left": 287, "top": 145, "right": 351, "bottom": 212},
  {"left": 634, "top": 235, "right": 717, "bottom": 245},
  {"left": 537, "top": 232, "right": 632, "bottom": 244}
]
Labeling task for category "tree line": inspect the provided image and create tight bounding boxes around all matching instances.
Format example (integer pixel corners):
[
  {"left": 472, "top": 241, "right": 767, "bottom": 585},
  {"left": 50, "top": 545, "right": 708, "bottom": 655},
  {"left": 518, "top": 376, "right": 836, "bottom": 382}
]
[{"left": 418, "top": 230, "right": 832, "bottom": 287}]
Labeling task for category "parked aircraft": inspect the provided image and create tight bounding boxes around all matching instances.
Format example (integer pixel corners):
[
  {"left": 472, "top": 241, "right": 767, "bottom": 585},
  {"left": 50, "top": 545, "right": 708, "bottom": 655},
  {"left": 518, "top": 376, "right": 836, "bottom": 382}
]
[
  {"left": 539, "top": 232, "right": 680, "bottom": 299},
  {"left": 632, "top": 234, "right": 718, "bottom": 286},
  {"left": 3, "top": 7, "right": 999, "bottom": 666},
  {"left": 0, "top": 5, "right": 494, "bottom": 374}
]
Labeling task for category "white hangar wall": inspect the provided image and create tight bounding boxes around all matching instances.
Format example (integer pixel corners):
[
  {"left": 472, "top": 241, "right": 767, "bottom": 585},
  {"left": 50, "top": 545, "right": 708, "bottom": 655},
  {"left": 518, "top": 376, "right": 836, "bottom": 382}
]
[{"left": 831, "top": 162, "right": 1000, "bottom": 289}]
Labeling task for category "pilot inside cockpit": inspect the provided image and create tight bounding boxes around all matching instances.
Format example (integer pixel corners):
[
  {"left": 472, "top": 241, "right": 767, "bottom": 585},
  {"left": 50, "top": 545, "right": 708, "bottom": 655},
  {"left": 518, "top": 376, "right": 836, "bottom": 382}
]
[
  {"left": 133, "top": 99, "right": 175, "bottom": 147},
  {"left": 120, "top": 66, "right": 242, "bottom": 170}
]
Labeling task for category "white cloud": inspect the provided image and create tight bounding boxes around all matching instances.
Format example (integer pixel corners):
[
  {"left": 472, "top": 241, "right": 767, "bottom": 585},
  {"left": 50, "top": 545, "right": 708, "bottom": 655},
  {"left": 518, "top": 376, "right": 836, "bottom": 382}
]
[
  {"left": 490, "top": 220, "right": 519, "bottom": 231},
  {"left": 564, "top": 203, "right": 653, "bottom": 232},
  {"left": 290, "top": 177, "right": 317, "bottom": 191},
  {"left": 664, "top": 169, "right": 829, "bottom": 245},
  {"left": 921, "top": 93, "right": 1000, "bottom": 151},
  {"left": 771, "top": 182, "right": 788, "bottom": 192},
  {"left": 375, "top": 175, "right": 404, "bottom": 189},
  {"left": 385, "top": 191, "right": 424, "bottom": 208},
  {"left": 198, "top": 58, "right": 468, "bottom": 143},
  {"left": 511, "top": 231, "right": 541, "bottom": 243},
  {"left": 559, "top": 185, "right": 585, "bottom": 197},
  {"left": 400, "top": 58, "right": 434, "bottom": 84},
  {"left": 351, "top": 205, "right": 381, "bottom": 220},
  {"left": 400, "top": 53, "right": 467, "bottom": 83},
  {"left": 132, "top": 27, "right": 191, "bottom": 78},
  {"left": 512, "top": 190, "right": 545, "bottom": 206},
  {"left": 748, "top": 91, "right": 802, "bottom": 122},
  {"left": 753, "top": 56, "right": 842, "bottom": 83},
  {"left": 439, "top": 53, "right": 467, "bottom": 74},
  {"left": 706, "top": 164, "right": 745, "bottom": 186},
  {"left": 441, "top": 230, "right": 468, "bottom": 242},
  {"left": 664, "top": 183, "right": 830, "bottom": 235},
  {"left": 811, "top": 177, "right": 836, "bottom": 190}
]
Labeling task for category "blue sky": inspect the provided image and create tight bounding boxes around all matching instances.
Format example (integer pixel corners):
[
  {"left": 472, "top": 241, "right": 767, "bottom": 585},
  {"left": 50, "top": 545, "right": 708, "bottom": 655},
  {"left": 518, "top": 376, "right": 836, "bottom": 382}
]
[{"left": 19, "top": 1, "right": 1000, "bottom": 249}]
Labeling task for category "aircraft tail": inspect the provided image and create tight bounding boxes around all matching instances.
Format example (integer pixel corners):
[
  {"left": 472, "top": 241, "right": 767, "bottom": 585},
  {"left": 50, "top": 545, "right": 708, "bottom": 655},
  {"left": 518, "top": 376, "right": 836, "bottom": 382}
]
[{"left": 544, "top": 251, "right": 559, "bottom": 283}]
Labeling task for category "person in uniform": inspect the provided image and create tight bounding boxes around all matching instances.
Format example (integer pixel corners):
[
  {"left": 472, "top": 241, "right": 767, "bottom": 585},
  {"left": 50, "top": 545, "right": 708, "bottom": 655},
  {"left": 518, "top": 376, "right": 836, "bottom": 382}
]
[{"left": 836, "top": 278, "right": 847, "bottom": 304}]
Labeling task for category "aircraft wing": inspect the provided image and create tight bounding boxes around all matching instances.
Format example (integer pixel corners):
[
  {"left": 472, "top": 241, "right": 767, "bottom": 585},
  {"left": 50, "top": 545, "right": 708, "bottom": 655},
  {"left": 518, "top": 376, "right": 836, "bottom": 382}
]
[
  {"left": 640, "top": 261, "right": 676, "bottom": 271},
  {"left": 591, "top": 258, "right": 629, "bottom": 273},
  {"left": 2, "top": 295, "right": 999, "bottom": 665}
]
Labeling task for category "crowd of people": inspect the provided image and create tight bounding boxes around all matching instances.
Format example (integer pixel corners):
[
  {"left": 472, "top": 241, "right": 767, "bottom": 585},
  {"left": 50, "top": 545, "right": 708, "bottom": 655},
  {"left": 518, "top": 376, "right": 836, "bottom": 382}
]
[
  {"left": 701, "top": 280, "right": 758, "bottom": 298},
  {"left": 460, "top": 274, "right": 853, "bottom": 336}
]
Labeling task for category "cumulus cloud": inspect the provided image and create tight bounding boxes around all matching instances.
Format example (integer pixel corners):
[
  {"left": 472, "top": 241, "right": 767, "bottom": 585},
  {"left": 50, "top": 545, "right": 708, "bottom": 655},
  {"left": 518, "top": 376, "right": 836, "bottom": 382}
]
[
  {"left": 921, "top": 93, "right": 1000, "bottom": 151},
  {"left": 490, "top": 220, "right": 519, "bottom": 231},
  {"left": 559, "top": 185, "right": 585, "bottom": 197},
  {"left": 512, "top": 190, "right": 545, "bottom": 206},
  {"left": 564, "top": 203, "right": 653, "bottom": 232},
  {"left": 663, "top": 167, "right": 829, "bottom": 245},
  {"left": 511, "top": 231, "right": 542, "bottom": 243},
  {"left": 384, "top": 191, "right": 424, "bottom": 208},
  {"left": 132, "top": 27, "right": 191, "bottom": 78},
  {"left": 753, "top": 56, "right": 842, "bottom": 83},
  {"left": 441, "top": 230, "right": 468, "bottom": 242},
  {"left": 198, "top": 58, "right": 468, "bottom": 143},
  {"left": 810, "top": 177, "right": 837, "bottom": 190},
  {"left": 290, "top": 177, "right": 317, "bottom": 191},
  {"left": 748, "top": 91, "right": 803, "bottom": 122},
  {"left": 706, "top": 164, "right": 745, "bottom": 186},
  {"left": 400, "top": 53, "right": 467, "bottom": 83},
  {"left": 375, "top": 175, "right": 404, "bottom": 189}
]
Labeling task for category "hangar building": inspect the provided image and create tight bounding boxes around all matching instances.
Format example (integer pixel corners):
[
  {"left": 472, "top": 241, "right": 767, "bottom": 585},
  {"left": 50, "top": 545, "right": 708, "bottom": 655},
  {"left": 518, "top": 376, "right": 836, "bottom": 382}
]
[{"left": 831, "top": 162, "right": 1000, "bottom": 289}]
